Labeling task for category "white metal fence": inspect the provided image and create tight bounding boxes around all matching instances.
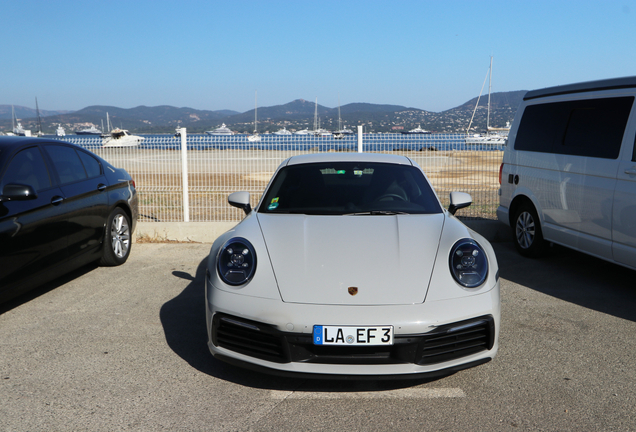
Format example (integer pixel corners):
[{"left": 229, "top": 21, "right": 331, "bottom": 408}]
[{"left": 56, "top": 129, "right": 504, "bottom": 222}]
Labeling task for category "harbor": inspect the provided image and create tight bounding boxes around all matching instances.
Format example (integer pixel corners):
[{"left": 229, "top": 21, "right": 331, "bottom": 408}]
[{"left": 49, "top": 132, "right": 505, "bottom": 224}]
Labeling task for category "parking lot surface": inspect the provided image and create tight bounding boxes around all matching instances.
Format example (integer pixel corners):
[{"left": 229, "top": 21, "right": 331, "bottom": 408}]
[{"left": 1, "top": 241, "right": 635, "bottom": 431}]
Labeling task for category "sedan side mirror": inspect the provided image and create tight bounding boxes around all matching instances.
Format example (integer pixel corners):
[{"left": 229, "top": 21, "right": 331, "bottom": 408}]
[
  {"left": 0, "top": 183, "right": 38, "bottom": 202},
  {"left": 448, "top": 191, "right": 472, "bottom": 215},
  {"left": 228, "top": 191, "right": 252, "bottom": 215}
]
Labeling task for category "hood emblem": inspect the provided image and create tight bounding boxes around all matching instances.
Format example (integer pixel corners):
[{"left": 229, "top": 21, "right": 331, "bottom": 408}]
[{"left": 348, "top": 287, "right": 358, "bottom": 296}]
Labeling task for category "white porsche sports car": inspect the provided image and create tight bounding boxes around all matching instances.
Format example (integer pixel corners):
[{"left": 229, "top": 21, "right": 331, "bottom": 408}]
[{"left": 205, "top": 153, "right": 500, "bottom": 379}]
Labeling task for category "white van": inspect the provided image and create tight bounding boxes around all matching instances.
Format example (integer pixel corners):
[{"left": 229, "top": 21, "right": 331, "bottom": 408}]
[{"left": 497, "top": 76, "right": 636, "bottom": 270}]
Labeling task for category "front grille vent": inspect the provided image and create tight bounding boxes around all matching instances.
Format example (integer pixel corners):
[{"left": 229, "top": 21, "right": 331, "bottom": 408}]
[
  {"left": 417, "top": 316, "right": 494, "bottom": 365},
  {"left": 213, "top": 314, "right": 286, "bottom": 363}
]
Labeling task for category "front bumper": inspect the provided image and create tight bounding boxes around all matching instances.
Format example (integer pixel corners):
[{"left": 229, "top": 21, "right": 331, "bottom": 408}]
[{"left": 205, "top": 278, "right": 500, "bottom": 378}]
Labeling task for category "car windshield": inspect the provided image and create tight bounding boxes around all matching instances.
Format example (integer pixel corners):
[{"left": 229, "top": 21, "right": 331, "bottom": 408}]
[{"left": 258, "top": 162, "right": 443, "bottom": 215}]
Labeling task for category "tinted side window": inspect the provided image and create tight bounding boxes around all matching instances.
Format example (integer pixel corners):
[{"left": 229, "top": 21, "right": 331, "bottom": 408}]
[
  {"left": 1, "top": 147, "right": 52, "bottom": 191},
  {"left": 44, "top": 145, "right": 87, "bottom": 184},
  {"left": 515, "top": 96, "right": 634, "bottom": 159},
  {"left": 78, "top": 151, "right": 102, "bottom": 178}
]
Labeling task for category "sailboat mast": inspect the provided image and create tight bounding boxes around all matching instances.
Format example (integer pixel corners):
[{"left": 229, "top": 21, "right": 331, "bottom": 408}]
[
  {"left": 254, "top": 90, "right": 258, "bottom": 134},
  {"left": 338, "top": 95, "right": 342, "bottom": 131},
  {"left": 487, "top": 56, "right": 492, "bottom": 130},
  {"left": 36, "top": 97, "right": 43, "bottom": 136},
  {"left": 314, "top": 98, "right": 318, "bottom": 131}
]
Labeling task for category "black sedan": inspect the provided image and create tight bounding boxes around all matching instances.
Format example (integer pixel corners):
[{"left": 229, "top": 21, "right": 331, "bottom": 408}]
[{"left": 0, "top": 136, "right": 138, "bottom": 303}]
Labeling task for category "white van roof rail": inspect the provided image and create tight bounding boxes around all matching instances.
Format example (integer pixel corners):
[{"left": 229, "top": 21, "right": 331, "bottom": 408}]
[{"left": 524, "top": 76, "right": 636, "bottom": 101}]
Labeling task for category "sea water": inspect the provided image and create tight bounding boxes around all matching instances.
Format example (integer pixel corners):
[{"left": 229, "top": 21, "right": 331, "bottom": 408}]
[{"left": 53, "top": 133, "right": 505, "bottom": 152}]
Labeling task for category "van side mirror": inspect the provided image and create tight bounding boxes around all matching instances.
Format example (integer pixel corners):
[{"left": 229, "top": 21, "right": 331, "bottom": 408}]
[
  {"left": 228, "top": 191, "right": 252, "bottom": 215},
  {"left": 448, "top": 191, "right": 472, "bottom": 215}
]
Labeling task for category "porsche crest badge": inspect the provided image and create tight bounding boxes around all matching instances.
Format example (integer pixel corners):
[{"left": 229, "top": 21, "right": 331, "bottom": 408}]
[{"left": 348, "top": 287, "right": 358, "bottom": 296}]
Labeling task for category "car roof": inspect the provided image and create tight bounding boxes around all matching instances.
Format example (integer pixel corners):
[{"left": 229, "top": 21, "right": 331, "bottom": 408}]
[
  {"left": 0, "top": 136, "right": 98, "bottom": 168},
  {"left": 524, "top": 75, "right": 636, "bottom": 101},
  {"left": 0, "top": 136, "right": 72, "bottom": 150},
  {"left": 284, "top": 152, "right": 414, "bottom": 166}
]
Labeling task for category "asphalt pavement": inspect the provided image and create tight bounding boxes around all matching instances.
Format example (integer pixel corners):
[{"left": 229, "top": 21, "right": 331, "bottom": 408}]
[{"left": 1, "top": 224, "right": 635, "bottom": 431}]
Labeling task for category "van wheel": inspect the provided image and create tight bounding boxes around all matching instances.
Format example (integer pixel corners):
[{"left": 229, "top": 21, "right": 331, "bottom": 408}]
[
  {"left": 100, "top": 208, "right": 132, "bottom": 266},
  {"left": 512, "top": 203, "right": 545, "bottom": 257}
]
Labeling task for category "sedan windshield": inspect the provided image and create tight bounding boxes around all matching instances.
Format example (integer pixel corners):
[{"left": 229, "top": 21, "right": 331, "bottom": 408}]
[{"left": 258, "top": 162, "right": 443, "bottom": 215}]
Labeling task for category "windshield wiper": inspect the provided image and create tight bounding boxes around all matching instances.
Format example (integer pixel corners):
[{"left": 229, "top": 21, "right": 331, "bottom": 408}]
[{"left": 345, "top": 210, "right": 410, "bottom": 216}]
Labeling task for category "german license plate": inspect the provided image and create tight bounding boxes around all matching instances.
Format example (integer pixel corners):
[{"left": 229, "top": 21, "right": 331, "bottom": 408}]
[{"left": 313, "top": 325, "right": 393, "bottom": 346}]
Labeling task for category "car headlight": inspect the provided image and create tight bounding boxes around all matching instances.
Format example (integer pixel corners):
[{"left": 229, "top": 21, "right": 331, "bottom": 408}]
[
  {"left": 217, "top": 237, "right": 257, "bottom": 286},
  {"left": 449, "top": 239, "right": 488, "bottom": 288}
]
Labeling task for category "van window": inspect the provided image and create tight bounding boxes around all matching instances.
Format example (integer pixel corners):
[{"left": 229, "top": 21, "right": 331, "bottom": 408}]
[{"left": 515, "top": 96, "right": 634, "bottom": 159}]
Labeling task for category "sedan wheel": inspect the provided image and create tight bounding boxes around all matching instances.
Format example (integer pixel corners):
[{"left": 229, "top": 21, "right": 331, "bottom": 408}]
[{"left": 100, "top": 208, "right": 132, "bottom": 266}]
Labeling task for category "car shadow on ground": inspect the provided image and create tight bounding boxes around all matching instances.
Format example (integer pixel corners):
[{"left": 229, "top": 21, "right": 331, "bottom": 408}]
[
  {"left": 0, "top": 263, "right": 99, "bottom": 315},
  {"left": 159, "top": 257, "right": 453, "bottom": 391},
  {"left": 494, "top": 242, "right": 636, "bottom": 323}
]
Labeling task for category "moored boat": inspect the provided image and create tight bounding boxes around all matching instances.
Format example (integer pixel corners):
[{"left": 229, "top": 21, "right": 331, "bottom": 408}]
[
  {"left": 247, "top": 91, "right": 261, "bottom": 142},
  {"left": 274, "top": 127, "right": 292, "bottom": 135},
  {"left": 75, "top": 125, "right": 103, "bottom": 135},
  {"left": 102, "top": 128, "right": 144, "bottom": 147},
  {"left": 465, "top": 56, "right": 510, "bottom": 145},
  {"left": 401, "top": 125, "right": 431, "bottom": 134},
  {"left": 205, "top": 123, "right": 234, "bottom": 136}
]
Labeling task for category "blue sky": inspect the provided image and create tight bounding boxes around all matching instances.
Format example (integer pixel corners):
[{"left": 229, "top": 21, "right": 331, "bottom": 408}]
[{"left": 2, "top": 0, "right": 635, "bottom": 113}]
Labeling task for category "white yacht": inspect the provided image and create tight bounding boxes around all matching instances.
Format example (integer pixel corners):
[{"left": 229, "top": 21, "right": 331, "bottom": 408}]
[
  {"left": 13, "top": 122, "right": 31, "bottom": 136},
  {"left": 403, "top": 125, "right": 431, "bottom": 134},
  {"left": 294, "top": 129, "right": 311, "bottom": 135},
  {"left": 56, "top": 124, "right": 66, "bottom": 137},
  {"left": 75, "top": 125, "right": 103, "bottom": 135},
  {"left": 205, "top": 123, "right": 234, "bottom": 136},
  {"left": 274, "top": 127, "right": 292, "bottom": 135},
  {"left": 465, "top": 131, "right": 508, "bottom": 145},
  {"left": 102, "top": 128, "right": 144, "bottom": 147}
]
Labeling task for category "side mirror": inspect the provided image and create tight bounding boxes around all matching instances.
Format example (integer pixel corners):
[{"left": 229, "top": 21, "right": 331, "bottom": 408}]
[
  {"left": 228, "top": 191, "right": 252, "bottom": 215},
  {"left": 0, "top": 183, "right": 38, "bottom": 202},
  {"left": 448, "top": 191, "right": 472, "bottom": 215}
]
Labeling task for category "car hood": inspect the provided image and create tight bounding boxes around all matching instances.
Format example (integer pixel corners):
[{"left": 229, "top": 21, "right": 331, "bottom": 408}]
[{"left": 256, "top": 213, "right": 445, "bottom": 305}]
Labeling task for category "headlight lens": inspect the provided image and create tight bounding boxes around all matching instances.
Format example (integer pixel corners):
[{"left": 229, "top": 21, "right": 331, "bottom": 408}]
[
  {"left": 449, "top": 239, "right": 488, "bottom": 288},
  {"left": 217, "top": 237, "right": 257, "bottom": 286}
]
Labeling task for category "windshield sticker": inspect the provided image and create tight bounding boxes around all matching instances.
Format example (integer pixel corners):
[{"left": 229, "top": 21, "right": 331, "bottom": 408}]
[{"left": 268, "top": 197, "right": 280, "bottom": 210}]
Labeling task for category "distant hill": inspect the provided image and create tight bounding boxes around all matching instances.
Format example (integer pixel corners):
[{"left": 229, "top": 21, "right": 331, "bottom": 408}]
[
  {"left": 0, "top": 91, "right": 527, "bottom": 134},
  {"left": 0, "top": 105, "right": 73, "bottom": 120}
]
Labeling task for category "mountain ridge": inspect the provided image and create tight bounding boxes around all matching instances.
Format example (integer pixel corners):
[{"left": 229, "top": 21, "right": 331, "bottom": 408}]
[{"left": 0, "top": 90, "right": 526, "bottom": 134}]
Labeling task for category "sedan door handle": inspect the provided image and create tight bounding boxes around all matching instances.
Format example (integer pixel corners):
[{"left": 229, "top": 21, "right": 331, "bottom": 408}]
[
  {"left": 97, "top": 183, "right": 107, "bottom": 191},
  {"left": 51, "top": 196, "right": 64, "bottom": 205},
  {"left": 625, "top": 167, "right": 636, "bottom": 175}
]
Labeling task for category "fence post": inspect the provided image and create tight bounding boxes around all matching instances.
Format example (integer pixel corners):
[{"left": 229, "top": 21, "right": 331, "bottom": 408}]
[
  {"left": 357, "top": 125, "right": 363, "bottom": 152},
  {"left": 179, "top": 127, "right": 190, "bottom": 222}
]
